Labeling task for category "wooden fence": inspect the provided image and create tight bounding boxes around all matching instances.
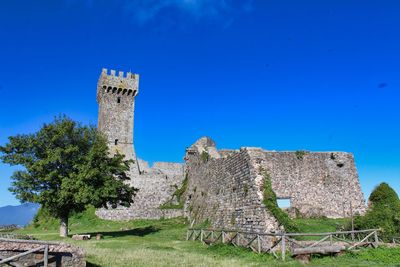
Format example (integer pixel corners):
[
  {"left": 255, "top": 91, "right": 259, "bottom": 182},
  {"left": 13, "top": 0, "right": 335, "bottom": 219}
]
[
  {"left": 0, "top": 225, "right": 18, "bottom": 232},
  {"left": 0, "top": 238, "right": 59, "bottom": 267},
  {"left": 0, "top": 233, "right": 35, "bottom": 240},
  {"left": 186, "top": 228, "right": 380, "bottom": 260}
]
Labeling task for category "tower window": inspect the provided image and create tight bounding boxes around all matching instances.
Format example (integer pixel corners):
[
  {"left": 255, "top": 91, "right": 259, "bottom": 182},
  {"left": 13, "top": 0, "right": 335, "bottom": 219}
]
[
  {"left": 117, "top": 97, "right": 121, "bottom": 103},
  {"left": 115, "top": 139, "right": 118, "bottom": 145}
]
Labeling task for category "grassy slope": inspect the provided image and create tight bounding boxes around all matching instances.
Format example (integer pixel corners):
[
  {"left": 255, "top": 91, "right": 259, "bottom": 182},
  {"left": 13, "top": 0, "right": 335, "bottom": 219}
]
[
  {"left": 16, "top": 208, "right": 400, "bottom": 267},
  {"left": 295, "top": 218, "right": 349, "bottom": 233}
]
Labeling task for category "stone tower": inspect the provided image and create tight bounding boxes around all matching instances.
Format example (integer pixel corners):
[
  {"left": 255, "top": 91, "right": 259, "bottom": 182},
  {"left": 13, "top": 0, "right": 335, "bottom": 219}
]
[{"left": 97, "top": 68, "right": 139, "bottom": 168}]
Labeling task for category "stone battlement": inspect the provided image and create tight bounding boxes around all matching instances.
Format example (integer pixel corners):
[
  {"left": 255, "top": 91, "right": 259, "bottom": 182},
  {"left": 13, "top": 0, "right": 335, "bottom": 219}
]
[
  {"left": 101, "top": 68, "right": 139, "bottom": 80},
  {"left": 97, "top": 68, "right": 139, "bottom": 102}
]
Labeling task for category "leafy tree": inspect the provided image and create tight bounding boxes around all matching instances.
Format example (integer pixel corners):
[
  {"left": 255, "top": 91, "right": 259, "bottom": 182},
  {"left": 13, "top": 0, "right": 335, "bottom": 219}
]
[
  {"left": 0, "top": 116, "right": 137, "bottom": 237},
  {"left": 353, "top": 183, "right": 400, "bottom": 241}
]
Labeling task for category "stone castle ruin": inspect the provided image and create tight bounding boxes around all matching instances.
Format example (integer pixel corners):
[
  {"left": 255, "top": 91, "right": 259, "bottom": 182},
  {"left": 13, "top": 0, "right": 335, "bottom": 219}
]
[
  {"left": 94, "top": 68, "right": 366, "bottom": 233},
  {"left": 95, "top": 69, "right": 185, "bottom": 220},
  {"left": 185, "top": 137, "right": 366, "bottom": 233}
]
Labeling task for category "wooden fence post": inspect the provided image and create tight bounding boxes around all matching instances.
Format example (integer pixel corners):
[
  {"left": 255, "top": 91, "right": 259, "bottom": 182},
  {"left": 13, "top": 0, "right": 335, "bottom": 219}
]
[
  {"left": 257, "top": 235, "right": 261, "bottom": 253},
  {"left": 200, "top": 230, "right": 203, "bottom": 243},
  {"left": 281, "top": 234, "right": 286, "bottom": 261},
  {"left": 374, "top": 230, "right": 378, "bottom": 246},
  {"left": 44, "top": 244, "right": 48, "bottom": 267}
]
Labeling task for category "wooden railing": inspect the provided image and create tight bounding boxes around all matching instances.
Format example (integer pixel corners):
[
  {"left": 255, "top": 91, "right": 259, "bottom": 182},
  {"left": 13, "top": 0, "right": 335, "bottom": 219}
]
[
  {"left": 0, "top": 233, "right": 35, "bottom": 240},
  {"left": 393, "top": 237, "right": 400, "bottom": 244},
  {"left": 0, "top": 225, "right": 18, "bottom": 232},
  {"left": 0, "top": 238, "right": 59, "bottom": 267},
  {"left": 186, "top": 228, "right": 380, "bottom": 260}
]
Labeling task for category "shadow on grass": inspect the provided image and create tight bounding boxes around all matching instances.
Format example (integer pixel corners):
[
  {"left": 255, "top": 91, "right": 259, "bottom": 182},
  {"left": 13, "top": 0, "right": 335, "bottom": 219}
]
[
  {"left": 86, "top": 261, "right": 101, "bottom": 267},
  {"left": 77, "top": 226, "right": 160, "bottom": 238}
]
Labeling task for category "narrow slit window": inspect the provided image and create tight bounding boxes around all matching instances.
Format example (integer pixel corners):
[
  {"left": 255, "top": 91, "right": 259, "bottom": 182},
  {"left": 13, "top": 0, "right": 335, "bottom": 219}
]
[
  {"left": 117, "top": 97, "right": 121, "bottom": 103},
  {"left": 115, "top": 139, "right": 118, "bottom": 145}
]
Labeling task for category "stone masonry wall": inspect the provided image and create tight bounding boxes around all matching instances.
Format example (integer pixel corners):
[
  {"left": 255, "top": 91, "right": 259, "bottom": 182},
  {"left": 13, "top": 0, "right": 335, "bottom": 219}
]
[
  {"left": 0, "top": 240, "right": 85, "bottom": 267},
  {"left": 184, "top": 139, "right": 280, "bottom": 233},
  {"left": 184, "top": 137, "right": 366, "bottom": 233},
  {"left": 254, "top": 150, "right": 366, "bottom": 218},
  {"left": 96, "top": 159, "right": 185, "bottom": 220}
]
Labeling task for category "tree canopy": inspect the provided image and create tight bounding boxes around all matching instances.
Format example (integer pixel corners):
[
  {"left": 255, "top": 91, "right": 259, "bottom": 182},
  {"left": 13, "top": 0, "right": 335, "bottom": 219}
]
[{"left": 0, "top": 116, "right": 137, "bottom": 236}]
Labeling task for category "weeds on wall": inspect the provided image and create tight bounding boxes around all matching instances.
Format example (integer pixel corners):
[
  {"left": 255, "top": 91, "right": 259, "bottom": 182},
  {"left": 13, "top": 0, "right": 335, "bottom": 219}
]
[
  {"left": 201, "top": 151, "right": 210, "bottom": 163},
  {"left": 295, "top": 150, "right": 307, "bottom": 160},
  {"left": 193, "top": 218, "right": 211, "bottom": 228},
  {"left": 243, "top": 184, "right": 249, "bottom": 196},
  {"left": 261, "top": 168, "right": 298, "bottom": 232},
  {"left": 160, "top": 173, "right": 189, "bottom": 210}
]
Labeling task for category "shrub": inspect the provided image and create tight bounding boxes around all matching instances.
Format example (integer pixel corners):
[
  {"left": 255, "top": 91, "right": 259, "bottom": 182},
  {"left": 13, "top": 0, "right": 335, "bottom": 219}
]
[{"left": 352, "top": 183, "right": 400, "bottom": 241}]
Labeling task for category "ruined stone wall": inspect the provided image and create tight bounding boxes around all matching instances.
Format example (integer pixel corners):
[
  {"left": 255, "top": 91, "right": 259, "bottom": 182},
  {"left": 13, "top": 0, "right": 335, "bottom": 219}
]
[
  {"left": 255, "top": 150, "right": 366, "bottom": 218},
  {"left": 0, "top": 240, "right": 85, "bottom": 267},
  {"left": 96, "top": 159, "right": 185, "bottom": 220},
  {"left": 184, "top": 137, "right": 366, "bottom": 233},
  {"left": 184, "top": 140, "right": 279, "bottom": 233}
]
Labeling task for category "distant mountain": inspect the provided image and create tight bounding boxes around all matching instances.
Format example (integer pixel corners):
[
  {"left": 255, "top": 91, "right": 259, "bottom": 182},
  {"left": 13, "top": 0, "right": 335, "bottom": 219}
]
[{"left": 0, "top": 203, "right": 40, "bottom": 227}]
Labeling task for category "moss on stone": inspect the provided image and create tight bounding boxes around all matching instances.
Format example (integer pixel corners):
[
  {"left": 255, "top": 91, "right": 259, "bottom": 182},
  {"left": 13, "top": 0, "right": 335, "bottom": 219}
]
[
  {"left": 230, "top": 213, "right": 236, "bottom": 226},
  {"left": 159, "top": 203, "right": 184, "bottom": 210},
  {"left": 243, "top": 184, "right": 249, "bottom": 196},
  {"left": 200, "top": 151, "right": 210, "bottom": 163},
  {"left": 159, "top": 173, "right": 189, "bottom": 210},
  {"left": 295, "top": 150, "right": 307, "bottom": 160},
  {"left": 261, "top": 169, "right": 298, "bottom": 232}
]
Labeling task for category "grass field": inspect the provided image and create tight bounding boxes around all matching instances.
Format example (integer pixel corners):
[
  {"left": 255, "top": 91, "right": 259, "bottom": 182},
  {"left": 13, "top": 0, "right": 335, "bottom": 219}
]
[{"left": 15, "top": 207, "right": 400, "bottom": 267}]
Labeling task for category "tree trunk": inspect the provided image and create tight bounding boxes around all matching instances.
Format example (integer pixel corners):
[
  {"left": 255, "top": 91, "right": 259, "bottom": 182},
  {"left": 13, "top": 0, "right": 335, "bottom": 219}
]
[{"left": 60, "top": 216, "right": 68, "bottom": 237}]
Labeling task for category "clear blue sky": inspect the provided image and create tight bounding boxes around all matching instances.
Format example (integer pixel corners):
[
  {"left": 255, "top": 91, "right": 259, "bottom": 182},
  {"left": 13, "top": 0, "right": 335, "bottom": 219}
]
[{"left": 1, "top": 0, "right": 399, "bottom": 206}]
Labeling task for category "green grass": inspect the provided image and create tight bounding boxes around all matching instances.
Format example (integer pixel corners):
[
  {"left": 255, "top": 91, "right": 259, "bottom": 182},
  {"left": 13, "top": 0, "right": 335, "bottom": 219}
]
[
  {"left": 295, "top": 217, "right": 349, "bottom": 233},
  {"left": 13, "top": 208, "right": 400, "bottom": 267}
]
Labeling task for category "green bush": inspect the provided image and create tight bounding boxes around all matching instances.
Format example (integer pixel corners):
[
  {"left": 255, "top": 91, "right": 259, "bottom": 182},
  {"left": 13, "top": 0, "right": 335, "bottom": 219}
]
[
  {"left": 353, "top": 183, "right": 400, "bottom": 241},
  {"left": 261, "top": 169, "right": 298, "bottom": 232}
]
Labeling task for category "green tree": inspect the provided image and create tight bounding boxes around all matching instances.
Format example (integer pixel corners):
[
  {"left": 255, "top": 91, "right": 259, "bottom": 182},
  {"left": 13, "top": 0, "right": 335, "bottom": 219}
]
[
  {"left": 0, "top": 116, "right": 137, "bottom": 237},
  {"left": 354, "top": 183, "right": 400, "bottom": 241}
]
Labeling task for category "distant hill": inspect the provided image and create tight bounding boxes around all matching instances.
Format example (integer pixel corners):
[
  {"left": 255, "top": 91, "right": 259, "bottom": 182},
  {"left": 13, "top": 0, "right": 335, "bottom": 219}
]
[{"left": 0, "top": 203, "right": 39, "bottom": 226}]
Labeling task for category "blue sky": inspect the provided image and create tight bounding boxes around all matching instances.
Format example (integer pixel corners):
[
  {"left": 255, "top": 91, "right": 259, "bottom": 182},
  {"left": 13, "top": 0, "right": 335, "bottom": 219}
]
[{"left": 0, "top": 0, "right": 399, "bottom": 206}]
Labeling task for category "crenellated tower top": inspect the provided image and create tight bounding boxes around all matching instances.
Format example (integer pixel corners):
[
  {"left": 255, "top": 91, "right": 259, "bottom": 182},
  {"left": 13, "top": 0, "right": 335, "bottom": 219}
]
[{"left": 97, "top": 68, "right": 139, "bottom": 102}]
